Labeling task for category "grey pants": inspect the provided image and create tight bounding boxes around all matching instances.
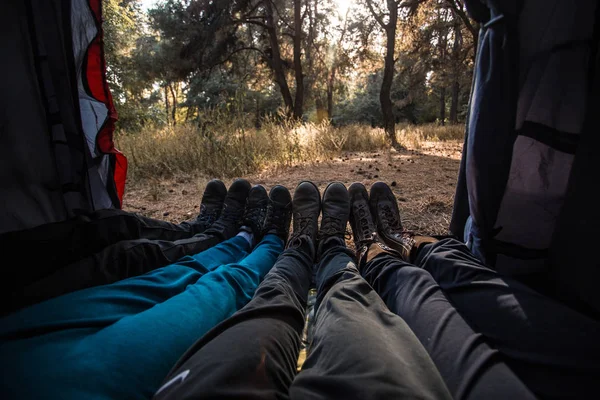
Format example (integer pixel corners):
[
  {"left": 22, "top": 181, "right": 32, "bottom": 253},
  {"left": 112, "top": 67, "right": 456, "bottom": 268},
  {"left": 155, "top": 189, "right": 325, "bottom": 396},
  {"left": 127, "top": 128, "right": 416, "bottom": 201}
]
[
  {"left": 154, "top": 237, "right": 533, "bottom": 399},
  {"left": 363, "top": 239, "right": 600, "bottom": 399}
]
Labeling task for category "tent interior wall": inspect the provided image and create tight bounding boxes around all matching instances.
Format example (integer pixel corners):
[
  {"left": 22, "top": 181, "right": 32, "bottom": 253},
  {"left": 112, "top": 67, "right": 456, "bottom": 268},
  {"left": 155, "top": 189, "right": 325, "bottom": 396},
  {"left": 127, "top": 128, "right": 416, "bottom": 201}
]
[{"left": 0, "top": 0, "right": 124, "bottom": 236}]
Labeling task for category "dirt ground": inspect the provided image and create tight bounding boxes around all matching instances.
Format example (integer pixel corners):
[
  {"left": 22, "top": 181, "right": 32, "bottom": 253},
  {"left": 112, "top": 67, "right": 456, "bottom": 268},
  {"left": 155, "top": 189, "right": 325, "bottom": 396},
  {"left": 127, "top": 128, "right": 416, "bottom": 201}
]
[{"left": 123, "top": 140, "right": 463, "bottom": 238}]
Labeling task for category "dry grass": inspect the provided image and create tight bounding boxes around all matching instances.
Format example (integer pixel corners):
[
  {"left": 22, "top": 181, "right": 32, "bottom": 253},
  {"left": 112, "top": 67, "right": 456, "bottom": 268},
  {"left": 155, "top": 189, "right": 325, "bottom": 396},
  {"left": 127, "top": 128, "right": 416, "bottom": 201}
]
[
  {"left": 115, "top": 112, "right": 389, "bottom": 182},
  {"left": 397, "top": 123, "right": 464, "bottom": 149},
  {"left": 115, "top": 109, "right": 463, "bottom": 182},
  {"left": 118, "top": 116, "right": 464, "bottom": 235}
]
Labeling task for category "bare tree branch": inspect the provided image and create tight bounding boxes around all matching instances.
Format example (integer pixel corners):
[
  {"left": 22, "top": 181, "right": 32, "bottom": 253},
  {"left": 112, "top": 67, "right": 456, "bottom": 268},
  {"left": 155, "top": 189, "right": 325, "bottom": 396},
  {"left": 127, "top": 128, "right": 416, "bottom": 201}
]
[
  {"left": 232, "top": 18, "right": 271, "bottom": 30},
  {"left": 268, "top": 0, "right": 295, "bottom": 32},
  {"left": 215, "top": 46, "right": 268, "bottom": 67},
  {"left": 445, "top": 0, "right": 477, "bottom": 36},
  {"left": 365, "top": 0, "right": 387, "bottom": 28}
]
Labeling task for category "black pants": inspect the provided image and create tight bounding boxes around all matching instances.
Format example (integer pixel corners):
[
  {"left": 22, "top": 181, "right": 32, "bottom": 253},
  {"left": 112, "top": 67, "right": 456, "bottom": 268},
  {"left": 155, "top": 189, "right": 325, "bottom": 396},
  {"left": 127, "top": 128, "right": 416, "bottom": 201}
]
[
  {"left": 154, "top": 238, "right": 533, "bottom": 400},
  {"left": 3, "top": 209, "right": 222, "bottom": 315},
  {"left": 364, "top": 239, "right": 600, "bottom": 399}
]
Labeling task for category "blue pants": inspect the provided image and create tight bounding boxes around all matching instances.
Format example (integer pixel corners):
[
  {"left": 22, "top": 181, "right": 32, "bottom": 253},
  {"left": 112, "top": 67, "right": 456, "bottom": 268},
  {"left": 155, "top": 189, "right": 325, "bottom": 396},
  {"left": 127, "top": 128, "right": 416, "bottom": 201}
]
[{"left": 0, "top": 234, "right": 283, "bottom": 400}]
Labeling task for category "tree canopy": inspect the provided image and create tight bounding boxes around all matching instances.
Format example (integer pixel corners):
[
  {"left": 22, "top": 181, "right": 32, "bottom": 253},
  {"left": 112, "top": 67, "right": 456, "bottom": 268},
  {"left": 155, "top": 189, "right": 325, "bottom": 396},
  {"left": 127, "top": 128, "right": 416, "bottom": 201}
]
[{"left": 103, "top": 0, "right": 477, "bottom": 134}]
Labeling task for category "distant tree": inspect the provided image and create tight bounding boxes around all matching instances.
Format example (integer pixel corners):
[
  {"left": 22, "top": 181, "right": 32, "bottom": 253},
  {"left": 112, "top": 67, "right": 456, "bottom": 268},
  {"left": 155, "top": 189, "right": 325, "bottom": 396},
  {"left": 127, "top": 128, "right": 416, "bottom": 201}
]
[
  {"left": 364, "top": 0, "right": 422, "bottom": 148},
  {"left": 147, "top": 0, "right": 338, "bottom": 120},
  {"left": 102, "top": 0, "right": 477, "bottom": 132},
  {"left": 103, "top": 0, "right": 163, "bottom": 130}
]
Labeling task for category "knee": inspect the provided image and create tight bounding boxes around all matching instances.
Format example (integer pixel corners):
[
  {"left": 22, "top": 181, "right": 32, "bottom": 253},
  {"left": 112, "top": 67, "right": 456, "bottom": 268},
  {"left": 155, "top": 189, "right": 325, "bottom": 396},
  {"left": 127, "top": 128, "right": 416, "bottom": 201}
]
[
  {"left": 394, "top": 266, "right": 435, "bottom": 286},
  {"left": 364, "top": 257, "right": 433, "bottom": 293}
]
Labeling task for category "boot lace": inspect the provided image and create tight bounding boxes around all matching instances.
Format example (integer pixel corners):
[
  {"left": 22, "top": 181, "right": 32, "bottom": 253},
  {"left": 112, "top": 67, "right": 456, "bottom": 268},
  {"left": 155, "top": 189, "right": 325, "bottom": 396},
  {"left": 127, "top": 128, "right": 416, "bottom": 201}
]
[
  {"left": 354, "top": 202, "right": 375, "bottom": 247},
  {"left": 266, "top": 202, "right": 291, "bottom": 235},
  {"left": 294, "top": 214, "right": 315, "bottom": 237},
  {"left": 213, "top": 202, "right": 244, "bottom": 228},
  {"left": 317, "top": 215, "right": 352, "bottom": 240},
  {"left": 197, "top": 205, "right": 219, "bottom": 227},
  {"left": 243, "top": 204, "right": 267, "bottom": 229},
  {"left": 380, "top": 203, "right": 402, "bottom": 234}
]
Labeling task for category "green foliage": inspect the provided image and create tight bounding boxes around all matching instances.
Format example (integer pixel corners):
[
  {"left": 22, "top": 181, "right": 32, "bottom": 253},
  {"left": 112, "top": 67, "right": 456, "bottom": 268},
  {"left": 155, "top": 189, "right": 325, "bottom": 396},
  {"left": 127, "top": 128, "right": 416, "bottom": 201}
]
[
  {"left": 103, "top": 0, "right": 164, "bottom": 131},
  {"left": 103, "top": 0, "right": 475, "bottom": 135}
]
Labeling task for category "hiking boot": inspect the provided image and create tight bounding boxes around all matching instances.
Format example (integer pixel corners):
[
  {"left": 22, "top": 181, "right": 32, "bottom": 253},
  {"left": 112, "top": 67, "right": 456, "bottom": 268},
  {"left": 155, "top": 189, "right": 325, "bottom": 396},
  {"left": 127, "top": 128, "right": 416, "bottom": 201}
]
[
  {"left": 287, "top": 181, "right": 321, "bottom": 257},
  {"left": 369, "top": 181, "right": 437, "bottom": 262},
  {"left": 195, "top": 179, "right": 227, "bottom": 232},
  {"left": 205, "top": 178, "right": 252, "bottom": 240},
  {"left": 240, "top": 185, "right": 269, "bottom": 238},
  {"left": 349, "top": 182, "right": 377, "bottom": 250},
  {"left": 264, "top": 185, "right": 292, "bottom": 241},
  {"left": 317, "top": 182, "right": 350, "bottom": 257},
  {"left": 349, "top": 182, "right": 400, "bottom": 266}
]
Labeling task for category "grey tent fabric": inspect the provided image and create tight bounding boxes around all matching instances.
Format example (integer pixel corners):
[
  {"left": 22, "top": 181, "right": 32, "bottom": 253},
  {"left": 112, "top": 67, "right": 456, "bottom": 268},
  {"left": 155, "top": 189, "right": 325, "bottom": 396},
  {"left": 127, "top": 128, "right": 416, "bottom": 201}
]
[
  {"left": 1, "top": 0, "right": 88, "bottom": 234},
  {"left": 0, "top": 0, "right": 124, "bottom": 234},
  {"left": 549, "top": 4, "right": 600, "bottom": 315},
  {"left": 451, "top": 0, "right": 599, "bottom": 282}
]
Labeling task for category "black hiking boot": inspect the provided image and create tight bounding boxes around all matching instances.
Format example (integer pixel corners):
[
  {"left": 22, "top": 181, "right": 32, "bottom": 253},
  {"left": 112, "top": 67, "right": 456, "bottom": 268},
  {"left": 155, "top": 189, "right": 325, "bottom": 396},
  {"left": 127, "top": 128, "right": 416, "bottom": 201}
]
[
  {"left": 287, "top": 181, "right": 321, "bottom": 259},
  {"left": 205, "top": 178, "right": 252, "bottom": 240},
  {"left": 264, "top": 185, "right": 292, "bottom": 242},
  {"left": 349, "top": 182, "right": 377, "bottom": 250},
  {"left": 369, "top": 181, "right": 437, "bottom": 262},
  {"left": 350, "top": 182, "right": 401, "bottom": 267},
  {"left": 195, "top": 179, "right": 227, "bottom": 232},
  {"left": 240, "top": 185, "right": 269, "bottom": 239},
  {"left": 317, "top": 182, "right": 350, "bottom": 258}
]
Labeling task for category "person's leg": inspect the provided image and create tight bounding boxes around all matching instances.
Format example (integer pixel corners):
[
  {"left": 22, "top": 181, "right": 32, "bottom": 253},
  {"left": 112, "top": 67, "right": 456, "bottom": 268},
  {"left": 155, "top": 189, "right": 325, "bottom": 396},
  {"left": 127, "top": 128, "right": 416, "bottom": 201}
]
[
  {"left": 362, "top": 250, "right": 534, "bottom": 400},
  {"left": 414, "top": 238, "right": 600, "bottom": 399},
  {"left": 290, "top": 183, "right": 452, "bottom": 400},
  {"left": 155, "top": 244, "right": 311, "bottom": 400},
  {"left": 4, "top": 180, "right": 251, "bottom": 314},
  {"left": 3, "top": 184, "right": 271, "bottom": 336},
  {"left": 0, "top": 234, "right": 284, "bottom": 400},
  {"left": 10, "top": 233, "right": 224, "bottom": 312},
  {"left": 0, "top": 235, "right": 250, "bottom": 339},
  {"left": 3, "top": 179, "right": 231, "bottom": 287},
  {"left": 152, "top": 183, "right": 308, "bottom": 400},
  {"left": 290, "top": 242, "right": 451, "bottom": 400},
  {"left": 366, "top": 181, "right": 600, "bottom": 398},
  {"left": 351, "top": 182, "right": 535, "bottom": 400}
]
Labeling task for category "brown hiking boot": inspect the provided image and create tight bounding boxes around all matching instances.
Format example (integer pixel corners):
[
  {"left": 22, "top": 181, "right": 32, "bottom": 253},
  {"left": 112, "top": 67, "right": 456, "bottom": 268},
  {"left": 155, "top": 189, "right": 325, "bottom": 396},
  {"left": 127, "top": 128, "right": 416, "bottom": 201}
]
[{"left": 369, "top": 181, "right": 437, "bottom": 262}]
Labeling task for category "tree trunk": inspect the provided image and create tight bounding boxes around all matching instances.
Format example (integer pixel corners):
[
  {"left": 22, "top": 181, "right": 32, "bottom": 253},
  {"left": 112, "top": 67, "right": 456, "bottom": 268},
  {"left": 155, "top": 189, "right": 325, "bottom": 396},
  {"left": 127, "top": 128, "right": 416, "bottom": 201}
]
[
  {"left": 164, "top": 85, "right": 170, "bottom": 125},
  {"left": 255, "top": 97, "right": 261, "bottom": 129},
  {"left": 436, "top": 8, "right": 449, "bottom": 126},
  {"left": 439, "top": 86, "right": 446, "bottom": 125},
  {"left": 449, "top": 19, "right": 462, "bottom": 123},
  {"left": 381, "top": 0, "right": 399, "bottom": 148},
  {"left": 303, "top": 0, "right": 317, "bottom": 111},
  {"left": 292, "top": 0, "right": 304, "bottom": 119},
  {"left": 327, "top": 66, "right": 335, "bottom": 119},
  {"left": 326, "top": 13, "right": 349, "bottom": 122},
  {"left": 450, "top": 80, "right": 459, "bottom": 123},
  {"left": 168, "top": 83, "right": 177, "bottom": 126},
  {"left": 265, "top": 2, "right": 294, "bottom": 115},
  {"left": 445, "top": 0, "right": 479, "bottom": 63}
]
